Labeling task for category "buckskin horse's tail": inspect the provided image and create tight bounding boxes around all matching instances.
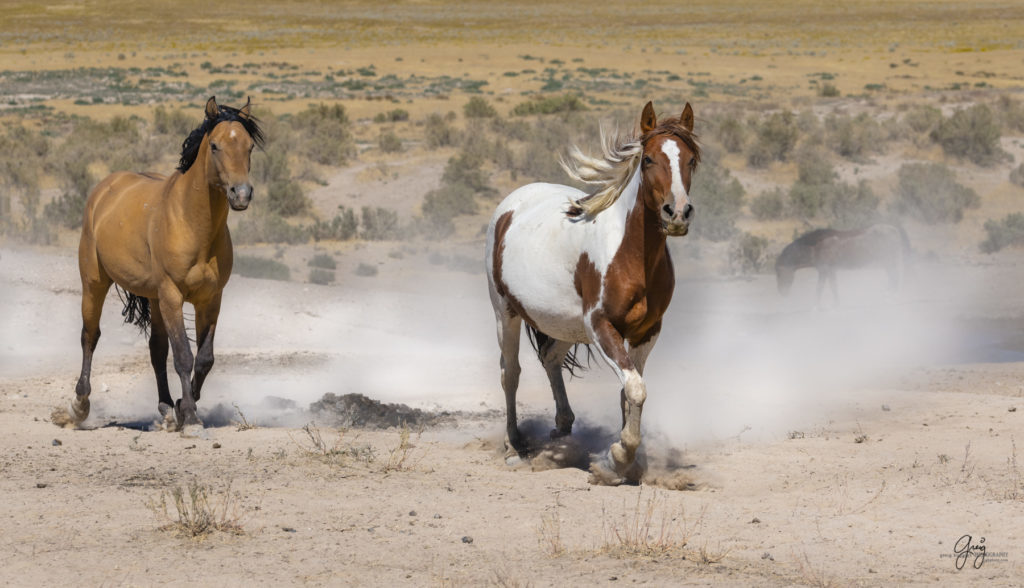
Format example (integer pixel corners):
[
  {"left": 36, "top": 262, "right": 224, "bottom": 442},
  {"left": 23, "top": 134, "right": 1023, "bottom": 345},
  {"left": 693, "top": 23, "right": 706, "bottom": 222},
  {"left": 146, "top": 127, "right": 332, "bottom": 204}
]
[{"left": 115, "top": 285, "right": 151, "bottom": 335}]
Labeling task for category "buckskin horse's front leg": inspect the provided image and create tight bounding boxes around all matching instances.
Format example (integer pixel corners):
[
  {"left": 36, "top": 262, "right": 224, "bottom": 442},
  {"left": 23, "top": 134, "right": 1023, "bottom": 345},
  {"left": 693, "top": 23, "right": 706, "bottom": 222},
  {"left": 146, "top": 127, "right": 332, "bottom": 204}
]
[
  {"left": 586, "top": 314, "right": 646, "bottom": 485},
  {"left": 158, "top": 285, "right": 202, "bottom": 433}
]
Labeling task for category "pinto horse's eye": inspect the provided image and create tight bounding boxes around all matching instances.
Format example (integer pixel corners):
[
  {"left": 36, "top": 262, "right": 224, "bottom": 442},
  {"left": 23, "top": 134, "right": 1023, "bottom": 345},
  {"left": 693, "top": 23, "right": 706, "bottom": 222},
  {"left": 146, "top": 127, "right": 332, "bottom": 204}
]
[
  {"left": 643, "top": 155, "right": 654, "bottom": 166},
  {"left": 688, "top": 157, "right": 696, "bottom": 169}
]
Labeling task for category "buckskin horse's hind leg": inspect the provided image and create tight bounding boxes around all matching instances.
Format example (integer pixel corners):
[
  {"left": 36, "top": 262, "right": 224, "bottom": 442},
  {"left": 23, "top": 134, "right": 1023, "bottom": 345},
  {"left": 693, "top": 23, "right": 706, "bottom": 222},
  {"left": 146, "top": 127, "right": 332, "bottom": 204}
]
[
  {"left": 64, "top": 272, "right": 112, "bottom": 426},
  {"left": 147, "top": 298, "right": 175, "bottom": 429}
]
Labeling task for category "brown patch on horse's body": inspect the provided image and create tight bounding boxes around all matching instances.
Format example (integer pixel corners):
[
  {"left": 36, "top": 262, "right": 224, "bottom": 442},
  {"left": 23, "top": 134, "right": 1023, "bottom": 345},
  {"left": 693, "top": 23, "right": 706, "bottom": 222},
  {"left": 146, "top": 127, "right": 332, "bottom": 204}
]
[{"left": 492, "top": 209, "right": 538, "bottom": 326}]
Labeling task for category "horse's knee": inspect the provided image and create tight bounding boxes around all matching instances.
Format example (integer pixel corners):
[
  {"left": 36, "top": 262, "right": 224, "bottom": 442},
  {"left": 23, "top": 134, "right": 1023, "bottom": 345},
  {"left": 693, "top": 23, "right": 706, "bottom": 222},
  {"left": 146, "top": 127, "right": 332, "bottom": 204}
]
[{"left": 195, "top": 351, "right": 214, "bottom": 376}]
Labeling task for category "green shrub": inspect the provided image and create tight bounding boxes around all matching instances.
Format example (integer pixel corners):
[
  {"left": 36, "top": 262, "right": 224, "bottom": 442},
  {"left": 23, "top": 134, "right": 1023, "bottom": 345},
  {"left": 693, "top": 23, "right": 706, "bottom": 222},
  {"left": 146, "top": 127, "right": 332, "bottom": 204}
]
[
  {"left": 421, "top": 182, "right": 476, "bottom": 238},
  {"left": 463, "top": 96, "right": 497, "bottom": 119},
  {"left": 1010, "top": 163, "right": 1024, "bottom": 188},
  {"left": 441, "top": 149, "right": 495, "bottom": 196},
  {"left": 980, "top": 213, "right": 1024, "bottom": 253},
  {"left": 44, "top": 159, "right": 94, "bottom": 229},
  {"left": 233, "top": 255, "right": 290, "bottom": 281},
  {"left": 232, "top": 215, "right": 308, "bottom": 244},
  {"left": 717, "top": 116, "right": 747, "bottom": 154},
  {"left": 510, "top": 94, "right": 587, "bottom": 117},
  {"left": 354, "top": 262, "right": 379, "bottom": 277},
  {"left": 787, "top": 150, "right": 836, "bottom": 219},
  {"left": 424, "top": 113, "right": 457, "bottom": 149},
  {"left": 994, "top": 95, "right": 1024, "bottom": 133},
  {"left": 750, "top": 187, "right": 787, "bottom": 220},
  {"left": 729, "top": 232, "right": 771, "bottom": 274},
  {"left": 308, "top": 268, "right": 335, "bottom": 285},
  {"left": 930, "top": 104, "right": 1005, "bottom": 166},
  {"left": 690, "top": 149, "right": 745, "bottom": 241},
  {"left": 310, "top": 208, "right": 358, "bottom": 241},
  {"left": 825, "top": 179, "right": 880, "bottom": 228},
  {"left": 747, "top": 111, "right": 798, "bottom": 167},
  {"left": 251, "top": 144, "right": 308, "bottom": 217},
  {"left": 290, "top": 103, "right": 356, "bottom": 166},
  {"left": 902, "top": 104, "right": 942, "bottom": 135},
  {"left": 893, "top": 162, "right": 980, "bottom": 223},
  {"left": 373, "top": 109, "right": 410, "bottom": 123},
  {"left": 153, "top": 105, "right": 195, "bottom": 136},
  {"left": 819, "top": 83, "right": 840, "bottom": 97},
  {"left": 360, "top": 206, "right": 400, "bottom": 240},
  {"left": 825, "top": 112, "right": 885, "bottom": 161},
  {"left": 308, "top": 253, "right": 337, "bottom": 270},
  {"left": 378, "top": 130, "right": 403, "bottom": 153}
]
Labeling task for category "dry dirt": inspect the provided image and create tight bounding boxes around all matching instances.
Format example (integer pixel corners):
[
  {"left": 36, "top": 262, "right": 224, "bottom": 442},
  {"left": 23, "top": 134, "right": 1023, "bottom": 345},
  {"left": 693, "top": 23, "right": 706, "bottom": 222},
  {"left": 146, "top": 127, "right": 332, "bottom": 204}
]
[{"left": 2, "top": 243, "right": 1023, "bottom": 586}]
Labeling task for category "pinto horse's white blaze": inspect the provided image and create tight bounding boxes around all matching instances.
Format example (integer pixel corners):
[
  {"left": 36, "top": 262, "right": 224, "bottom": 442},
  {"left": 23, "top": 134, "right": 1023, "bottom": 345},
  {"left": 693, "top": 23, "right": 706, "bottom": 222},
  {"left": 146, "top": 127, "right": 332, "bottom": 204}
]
[
  {"left": 486, "top": 101, "right": 700, "bottom": 485},
  {"left": 660, "top": 139, "right": 690, "bottom": 214}
]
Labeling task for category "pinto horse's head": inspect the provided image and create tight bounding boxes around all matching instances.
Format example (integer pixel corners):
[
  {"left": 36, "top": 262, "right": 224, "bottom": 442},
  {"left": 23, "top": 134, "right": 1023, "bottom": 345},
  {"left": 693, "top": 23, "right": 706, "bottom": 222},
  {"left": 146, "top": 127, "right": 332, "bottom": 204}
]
[{"left": 638, "top": 101, "right": 699, "bottom": 237}]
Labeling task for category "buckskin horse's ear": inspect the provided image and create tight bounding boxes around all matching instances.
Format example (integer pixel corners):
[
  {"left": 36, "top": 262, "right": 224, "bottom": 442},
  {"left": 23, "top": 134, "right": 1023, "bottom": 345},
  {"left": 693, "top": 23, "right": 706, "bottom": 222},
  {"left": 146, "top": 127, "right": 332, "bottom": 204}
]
[
  {"left": 640, "top": 101, "right": 656, "bottom": 134},
  {"left": 681, "top": 102, "right": 694, "bottom": 133},
  {"left": 239, "top": 96, "right": 252, "bottom": 119},
  {"left": 205, "top": 96, "right": 219, "bottom": 120}
]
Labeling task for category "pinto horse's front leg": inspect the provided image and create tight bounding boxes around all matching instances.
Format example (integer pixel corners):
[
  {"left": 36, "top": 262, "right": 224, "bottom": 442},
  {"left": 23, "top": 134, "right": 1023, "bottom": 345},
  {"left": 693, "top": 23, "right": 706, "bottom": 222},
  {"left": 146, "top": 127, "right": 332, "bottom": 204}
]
[
  {"left": 586, "top": 314, "right": 647, "bottom": 485},
  {"left": 157, "top": 286, "right": 202, "bottom": 433}
]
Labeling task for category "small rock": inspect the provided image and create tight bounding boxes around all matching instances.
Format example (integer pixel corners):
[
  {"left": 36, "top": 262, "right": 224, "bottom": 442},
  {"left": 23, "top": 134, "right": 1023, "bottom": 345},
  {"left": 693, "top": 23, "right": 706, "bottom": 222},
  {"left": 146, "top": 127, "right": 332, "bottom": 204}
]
[
  {"left": 212, "top": 442, "right": 222, "bottom": 449},
  {"left": 282, "top": 526, "right": 296, "bottom": 533},
  {"left": 881, "top": 404, "right": 891, "bottom": 412},
  {"left": 36, "top": 482, "right": 47, "bottom": 488},
  {"left": 609, "top": 577, "right": 618, "bottom": 581},
  {"left": 1009, "top": 407, "right": 1017, "bottom": 413},
  {"left": 869, "top": 568, "right": 877, "bottom": 573},
  {"left": 761, "top": 552, "right": 774, "bottom": 561},
  {"left": 409, "top": 510, "right": 417, "bottom": 516},
  {"left": 750, "top": 517, "right": 761, "bottom": 524},
  {"left": 52, "top": 439, "right": 62, "bottom": 446},
  {"left": 461, "top": 536, "right": 473, "bottom": 544},
  {"left": 433, "top": 514, "right": 442, "bottom": 519}
]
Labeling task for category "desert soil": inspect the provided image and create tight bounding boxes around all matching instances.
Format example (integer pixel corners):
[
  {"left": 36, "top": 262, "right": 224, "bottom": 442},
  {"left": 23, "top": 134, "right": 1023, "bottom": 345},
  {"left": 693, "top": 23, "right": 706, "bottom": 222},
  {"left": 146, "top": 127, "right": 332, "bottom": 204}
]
[{"left": 2, "top": 243, "right": 1023, "bottom": 586}]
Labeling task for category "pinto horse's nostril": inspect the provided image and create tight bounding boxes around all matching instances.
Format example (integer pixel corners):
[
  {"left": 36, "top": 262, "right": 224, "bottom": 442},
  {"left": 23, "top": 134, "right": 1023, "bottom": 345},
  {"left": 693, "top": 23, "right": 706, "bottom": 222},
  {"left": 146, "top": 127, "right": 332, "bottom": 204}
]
[
  {"left": 662, "top": 203, "right": 675, "bottom": 217},
  {"left": 682, "top": 203, "right": 694, "bottom": 220}
]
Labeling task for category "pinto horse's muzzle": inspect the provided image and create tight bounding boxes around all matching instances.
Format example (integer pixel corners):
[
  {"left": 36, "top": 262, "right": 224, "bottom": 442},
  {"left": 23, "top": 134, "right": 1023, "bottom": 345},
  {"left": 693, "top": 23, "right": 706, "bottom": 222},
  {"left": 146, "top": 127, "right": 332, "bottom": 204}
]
[
  {"left": 660, "top": 202, "right": 694, "bottom": 236},
  {"left": 227, "top": 183, "right": 253, "bottom": 211}
]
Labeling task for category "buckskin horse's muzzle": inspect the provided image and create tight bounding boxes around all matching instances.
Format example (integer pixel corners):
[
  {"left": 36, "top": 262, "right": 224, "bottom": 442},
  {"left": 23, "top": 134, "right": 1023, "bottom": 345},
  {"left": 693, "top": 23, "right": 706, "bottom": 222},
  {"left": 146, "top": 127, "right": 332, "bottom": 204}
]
[{"left": 228, "top": 182, "right": 253, "bottom": 211}]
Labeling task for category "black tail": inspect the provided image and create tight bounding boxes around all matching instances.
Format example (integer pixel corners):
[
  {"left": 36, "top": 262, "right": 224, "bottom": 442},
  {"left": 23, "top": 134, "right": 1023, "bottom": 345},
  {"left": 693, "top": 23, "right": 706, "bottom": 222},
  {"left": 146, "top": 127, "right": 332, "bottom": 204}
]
[
  {"left": 525, "top": 324, "right": 591, "bottom": 378},
  {"left": 115, "top": 285, "right": 151, "bottom": 335}
]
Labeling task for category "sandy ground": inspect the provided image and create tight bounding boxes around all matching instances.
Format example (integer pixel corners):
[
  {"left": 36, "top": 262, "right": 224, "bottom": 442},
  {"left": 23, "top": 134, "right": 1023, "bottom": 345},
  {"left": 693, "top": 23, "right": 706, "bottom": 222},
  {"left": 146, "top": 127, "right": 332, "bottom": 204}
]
[{"left": 2, "top": 242, "right": 1023, "bottom": 586}]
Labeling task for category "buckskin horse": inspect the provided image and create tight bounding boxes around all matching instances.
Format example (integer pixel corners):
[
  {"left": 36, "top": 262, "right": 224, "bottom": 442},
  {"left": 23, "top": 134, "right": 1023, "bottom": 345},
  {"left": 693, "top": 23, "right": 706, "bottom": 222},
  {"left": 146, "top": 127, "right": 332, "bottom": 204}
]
[
  {"left": 485, "top": 101, "right": 700, "bottom": 485},
  {"left": 775, "top": 223, "right": 910, "bottom": 307},
  {"left": 56, "top": 97, "right": 263, "bottom": 432}
]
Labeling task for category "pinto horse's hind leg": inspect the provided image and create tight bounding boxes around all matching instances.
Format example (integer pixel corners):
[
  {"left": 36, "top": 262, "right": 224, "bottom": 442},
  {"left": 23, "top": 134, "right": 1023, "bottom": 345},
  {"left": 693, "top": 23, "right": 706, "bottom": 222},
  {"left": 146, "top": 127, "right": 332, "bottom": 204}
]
[
  {"left": 539, "top": 339, "right": 575, "bottom": 438},
  {"left": 495, "top": 311, "right": 524, "bottom": 459},
  {"left": 67, "top": 274, "right": 113, "bottom": 425},
  {"left": 147, "top": 299, "right": 175, "bottom": 425}
]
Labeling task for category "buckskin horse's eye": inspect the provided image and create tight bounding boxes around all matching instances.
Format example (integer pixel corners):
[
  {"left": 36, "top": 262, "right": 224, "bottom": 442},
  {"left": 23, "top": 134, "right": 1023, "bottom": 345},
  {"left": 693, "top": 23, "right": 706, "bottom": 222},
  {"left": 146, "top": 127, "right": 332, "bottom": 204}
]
[{"left": 211, "top": 142, "right": 220, "bottom": 153}]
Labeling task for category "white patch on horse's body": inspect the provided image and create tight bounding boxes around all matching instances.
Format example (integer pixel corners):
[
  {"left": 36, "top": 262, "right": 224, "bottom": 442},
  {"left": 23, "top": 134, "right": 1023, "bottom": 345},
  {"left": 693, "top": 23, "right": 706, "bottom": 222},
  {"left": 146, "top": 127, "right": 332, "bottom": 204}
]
[{"left": 487, "top": 168, "right": 640, "bottom": 343}]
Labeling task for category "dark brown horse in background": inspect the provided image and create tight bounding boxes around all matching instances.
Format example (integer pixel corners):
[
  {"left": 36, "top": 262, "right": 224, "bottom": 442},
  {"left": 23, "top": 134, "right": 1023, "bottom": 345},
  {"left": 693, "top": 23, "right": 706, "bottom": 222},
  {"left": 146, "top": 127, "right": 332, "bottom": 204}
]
[
  {"left": 775, "top": 223, "right": 910, "bottom": 307},
  {"left": 56, "top": 97, "right": 264, "bottom": 432}
]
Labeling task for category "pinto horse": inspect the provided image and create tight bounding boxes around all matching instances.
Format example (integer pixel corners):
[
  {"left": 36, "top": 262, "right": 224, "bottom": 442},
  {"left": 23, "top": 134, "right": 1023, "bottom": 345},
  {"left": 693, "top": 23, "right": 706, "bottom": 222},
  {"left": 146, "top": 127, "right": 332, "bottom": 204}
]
[
  {"left": 58, "top": 97, "right": 263, "bottom": 432},
  {"left": 485, "top": 101, "right": 700, "bottom": 484},
  {"left": 775, "top": 223, "right": 910, "bottom": 307}
]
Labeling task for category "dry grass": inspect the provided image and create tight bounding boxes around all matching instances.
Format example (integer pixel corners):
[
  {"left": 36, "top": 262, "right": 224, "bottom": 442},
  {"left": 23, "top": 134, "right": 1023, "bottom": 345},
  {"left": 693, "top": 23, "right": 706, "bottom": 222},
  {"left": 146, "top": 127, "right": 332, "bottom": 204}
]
[
  {"left": 601, "top": 488, "right": 705, "bottom": 559},
  {"left": 232, "top": 402, "right": 257, "bottom": 431},
  {"left": 794, "top": 550, "right": 838, "bottom": 588},
  {"left": 381, "top": 426, "right": 423, "bottom": 473},
  {"left": 147, "top": 480, "right": 247, "bottom": 539},
  {"left": 537, "top": 511, "right": 565, "bottom": 557},
  {"left": 291, "top": 422, "right": 376, "bottom": 467}
]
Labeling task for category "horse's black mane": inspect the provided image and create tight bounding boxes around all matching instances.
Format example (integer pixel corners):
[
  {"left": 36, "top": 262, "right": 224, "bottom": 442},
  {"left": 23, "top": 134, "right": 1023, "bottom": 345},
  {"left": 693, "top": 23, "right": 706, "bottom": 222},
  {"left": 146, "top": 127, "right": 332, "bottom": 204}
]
[{"left": 177, "top": 103, "right": 265, "bottom": 172}]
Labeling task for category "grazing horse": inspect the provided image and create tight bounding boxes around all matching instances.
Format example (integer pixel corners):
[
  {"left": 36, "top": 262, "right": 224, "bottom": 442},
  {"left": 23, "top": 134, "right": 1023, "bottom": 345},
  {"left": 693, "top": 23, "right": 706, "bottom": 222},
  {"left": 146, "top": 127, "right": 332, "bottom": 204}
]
[
  {"left": 775, "top": 223, "right": 910, "bottom": 306},
  {"left": 59, "top": 97, "right": 263, "bottom": 431},
  {"left": 485, "top": 101, "right": 700, "bottom": 485}
]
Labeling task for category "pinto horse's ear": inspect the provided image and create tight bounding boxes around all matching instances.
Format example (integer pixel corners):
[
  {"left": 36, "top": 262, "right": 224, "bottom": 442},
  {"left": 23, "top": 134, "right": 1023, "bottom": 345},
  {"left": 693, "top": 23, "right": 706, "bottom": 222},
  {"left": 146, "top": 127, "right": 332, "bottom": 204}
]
[
  {"left": 205, "top": 96, "right": 219, "bottom": 120},
  {"left": 239, "top": 96, "right": 252, "bottom": 119},
  {"left": 681, "top": 102, "right": 694, "bottom": 133},
  {"left": 640, "top": 101, "right": 656, "bottom": 134}
]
